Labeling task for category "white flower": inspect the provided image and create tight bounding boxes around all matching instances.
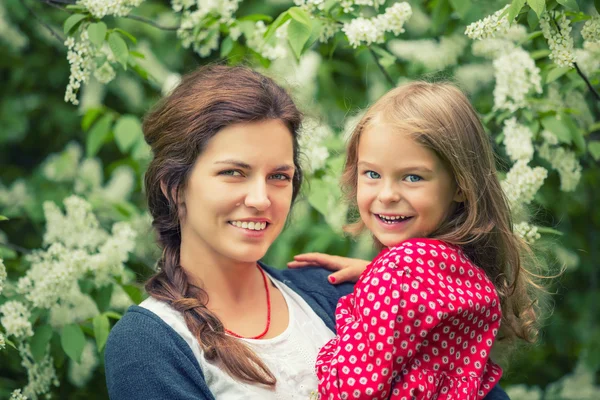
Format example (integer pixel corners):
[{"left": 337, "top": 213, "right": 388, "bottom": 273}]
[
  {"left": 502, "top": 118, "right": 534, "bottom": 162},
  {"left": 493, "top": 48, "right": 542, "bottom": 112},
  {"left": 388, "top": 34, "right": 467, "bottom": 71},
  {"left": 540, "top": 12, "right": 576, "bottom": 68},
  {"left": 514, "top": 222, "right": 541, "bottom": 244},
  {"left": 64, "top": 30, "right": 95, "bottom": 105},
  {"left": 18, "top": 343, "right": 60, "bottom": 399},
  {"left": 581, "top": 17, "right": 600, "bottom": 43},
  {"left": 454, "top": 63, "right": 494, "bottom": 94},
  {"left": 88, "top": 221, "right": 137, "bottom": 286},
  {"left": 505, "top": 384, "right": 543, "bottom": 400},
  {"left": 101, "top": 165, "right": 135, "bottom": 202},
  {"left": 49, "top": 286, "right": 99, "bottom": 328},
  {"left": 472, "top": 38, "right": 516, "bottom": 59},
  {"left": 573, "top": 47, "right": 600, "bottom": 77},
  {"left": 298, "top": 118, "right": 332, "bottom": 173},
  {"left": 10, "top": 389, "right": 28, "bottom": 400},
  {"left": 74, "top": 158, "right": 103, "bottom": 194},
  {"left": 502, "top": 160, "right": 547, "bottom": 206},
  {"left": 42, "top": 142, "right": 82, "bottom": 183},
  {"left": 246, "top": 21, "right": 289, "bottom": 60},
  {"left": 0, "top": 332, "right": 5, "bottom": 350},
  {"left": 537, "top": 142, "right": 581, "bottom": 192},
  {"left": 0, "top": 179, "right": 31, "bottom": 216},
  {"left": 0, "top": 301, "right": 33, "bottom": 339},
  {"left": 77, "top": 0, "right": 144, "bottom": 19},
  {"left": 0, "top": 258, "right": 6, "bottom": 294},
  {"left": 68, "top": 341, "right": 99, "bottom": 388},
  {"left": 294, "top": 0, "right": 326, "bottom": 12},
  {"left": 343, "top": 2, "right": 412, "bottom": 48},
  {"left": 465, "top": 5, "right": 511, "bottom": 40},
  {"left": 94, "top": 61, "right": 116, "bottom": 84}
]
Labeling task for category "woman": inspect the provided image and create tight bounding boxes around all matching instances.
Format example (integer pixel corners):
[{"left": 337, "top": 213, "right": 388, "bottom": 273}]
[{"left": 104, "top": 65, "right": 509, "bottom": 399}]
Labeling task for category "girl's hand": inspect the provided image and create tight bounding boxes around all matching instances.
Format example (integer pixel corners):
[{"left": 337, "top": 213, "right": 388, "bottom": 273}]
[{"left": 287, "top": 253, "right": 369, "bottom": 284}]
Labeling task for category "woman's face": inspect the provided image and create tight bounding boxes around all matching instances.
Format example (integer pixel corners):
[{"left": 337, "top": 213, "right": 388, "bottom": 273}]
[{"left": 180, "top": 119, "right": 295, "bottom": 264}]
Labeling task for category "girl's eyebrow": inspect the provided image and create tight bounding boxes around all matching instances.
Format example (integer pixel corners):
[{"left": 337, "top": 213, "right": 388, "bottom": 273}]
[
  {"left": 357, "top": 160, "right": 433, "bottom": 174},
  {"left": 215, "top": 159, "right": 295, "bottom": 172}
]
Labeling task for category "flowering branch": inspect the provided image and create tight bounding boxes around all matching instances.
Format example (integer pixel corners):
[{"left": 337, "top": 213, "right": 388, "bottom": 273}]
[
  {"left": 20, "top": 0, "right": 65, "bottom": 43},
  {"left": 368, "top": 47, "right": 394, "bottom": 87}
]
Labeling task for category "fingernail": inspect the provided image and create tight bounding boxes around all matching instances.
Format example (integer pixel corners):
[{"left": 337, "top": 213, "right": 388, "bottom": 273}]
[{"left": 329, "top": 276, "right": 336, "bottom": 283}]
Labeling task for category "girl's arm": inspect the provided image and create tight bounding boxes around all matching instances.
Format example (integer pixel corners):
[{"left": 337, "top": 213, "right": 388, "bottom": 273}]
[
  {"left": 104, "top": 306, "right": 214, "bottom": 400},
  {"left": 287, "top": 253, "right": 369, "bottom": 284}
]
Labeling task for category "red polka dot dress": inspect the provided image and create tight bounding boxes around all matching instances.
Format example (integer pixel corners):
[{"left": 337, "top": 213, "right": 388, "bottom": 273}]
[{"left": 316, "top": 238, "right": 502, "bottom": 400}]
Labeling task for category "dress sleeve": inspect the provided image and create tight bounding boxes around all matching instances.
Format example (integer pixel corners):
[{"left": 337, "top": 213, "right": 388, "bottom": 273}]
[
  {"left": 316, "top": 249, "right": 443, "bottom": 400},
  {"left": 104, "top": 307, "right": 214, "bottom": 400}
]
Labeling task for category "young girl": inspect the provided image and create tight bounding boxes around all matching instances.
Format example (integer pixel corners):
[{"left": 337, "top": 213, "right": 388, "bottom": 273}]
[{"left": 314, "top": 82, "right": 537, "bottom": 399}]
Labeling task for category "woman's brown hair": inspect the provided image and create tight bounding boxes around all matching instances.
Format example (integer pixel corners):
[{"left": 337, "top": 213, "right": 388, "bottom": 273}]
[
  {"left": 342, "top": 81, "right": 540, "bottom": 344},
  {"left": 143, "top": 65, "right": 303, "bottom": 386}
]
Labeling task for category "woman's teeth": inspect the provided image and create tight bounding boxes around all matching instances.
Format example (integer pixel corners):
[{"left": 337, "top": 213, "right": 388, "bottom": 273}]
[{"left": 229, "top": 221, "right": 268, "bottom": 231}]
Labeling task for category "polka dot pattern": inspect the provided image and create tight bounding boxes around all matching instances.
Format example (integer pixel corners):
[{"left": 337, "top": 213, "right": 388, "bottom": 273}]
[{"left": 316, "top": 238, "right": 503, "bottom": 400}]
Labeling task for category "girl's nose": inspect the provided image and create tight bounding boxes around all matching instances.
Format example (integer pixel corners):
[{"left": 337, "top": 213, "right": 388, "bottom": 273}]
[
  {"left": 244, "top": 180, "right": 271, "bottom": 211},
  {"left": 377, "top": 182, "right": 401, "bottom": 204}
]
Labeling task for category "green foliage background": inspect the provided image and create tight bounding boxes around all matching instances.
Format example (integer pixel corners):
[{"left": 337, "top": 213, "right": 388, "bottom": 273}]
[{"left": 0, "top": 0, "right": 599, "bottom": 398}]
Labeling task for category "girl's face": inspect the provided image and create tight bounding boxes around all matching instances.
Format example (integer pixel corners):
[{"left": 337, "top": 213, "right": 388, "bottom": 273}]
[
  {"left": 356, "top": 123, "right": 464, "bottom": 247},
  {"left": 180, "top": 119, "right": 295, "bottom": 264}
]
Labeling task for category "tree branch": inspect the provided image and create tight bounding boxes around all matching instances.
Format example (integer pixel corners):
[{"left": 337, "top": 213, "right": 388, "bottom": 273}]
[
  {"left": 574, "top": 63, "right": 600, "bottom": 102},
  {"left": 0, "top": 242, "right": 30, "bottom": 255},
  {"left": 368, "top": 47, "right": 394, "bottom": 87},
  {"left": 20, "top": 0, "right": 65, "bottom": 43},
  {"left": 122, "top": 14, "right": 180, "bottom": 31}
]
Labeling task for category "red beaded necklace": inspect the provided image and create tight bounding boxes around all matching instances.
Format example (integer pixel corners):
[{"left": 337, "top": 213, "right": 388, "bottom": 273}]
[{"left": 224, "top": 264, "right": 271, "bottom": 340}]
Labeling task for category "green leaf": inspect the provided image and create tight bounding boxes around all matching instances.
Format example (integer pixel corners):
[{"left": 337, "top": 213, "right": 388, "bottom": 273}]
[
  {"left": 61, "top": 324, "right": 86, "bottom": 363},
  {"left": 431, "top": 0, "right": 452, "bottom": 35},
  {"left": 114, "top": 115, "right": 143, "bottom": 153},
  {"left": 113, "top": 28, "right": 137, "bottom": 44},
  {"left": 588, "top": 141, "right": 600, "bottom": 161},
  {"left": 589, "top": 122, "right": 600, "bottom": 133},
  {"left": 93, "top": 314, "right": 110, "bottom": 352},
  {"left": 220, "top": 36, "right": 234, "bottom": 58},
  {"left": 596, "top": 0, "right": 600, "bottom": 14},
  {"left": 563, "top": 114, "right": 585, "bottom": 153},
  {"left": 508, "top": 0, "right": 527, "bottom": 21},
  {"left": 546, "top": 66, "right": 570, "bottom": 83},
  {"left": 449, "top": 0, "right": 473, "bottom": 19},
  {"left": 30, "top": 325, "right": 54, "bottom": 363},
  {"left": 527, "top": 7, "right": 539, "bottom": 29},
  {"left": 104, "top": 311, "right": 123, "bottom": 320},
  {"left": 0, "top": 215, "right": 8, "bottom": 221},
  {"left": 531, "top": 49, "right": 551, "bottom": 59},
  {"left": 556, "top": 0, "right": 579, "bottom": 11},
  {"left": 237, "top": 14, "right": 273, "bottom": 23},
  {"left": 131, "top": 138, "right": 152, "bottom": 161},
  {"left": 93, "top": 284, "right": 113, "bottom": 313},
  {"left": 108, "top": 32, "right": 129, "bottom": 69},
  {"left": 537, "top": 226, "right": 564, "bottom": 235},
  {"left": 63, "top": 14, "right": 86, "bottom": 35},
  {"left": 122, "top": 284, "right": 143, "bottom": 304},
  {"left": 87, "top": 114, "right": 114, "bottom": 157},
  {"left": 288, "top": 19, "right": 312, "bottom": 60},
  {"left": 527, "top": 0, "right": 545, "bottom": 18},
  {"left": 129, "top": 50, "right": 145, "bottom": 59},
  {"left": 264, "top": 11, "right": 291, "bottom": 43},
  {"left": 288, "top": 7, "right": 311, "bottom": 27},
  {"left": 82, "top": 108, "right": 103, "bottom": 131},
  {"left": 540, "top": 115, "right": 571, "bottom": 144},
  {"left": 87, "top": 22, "right": 107, "bottom": 47}
]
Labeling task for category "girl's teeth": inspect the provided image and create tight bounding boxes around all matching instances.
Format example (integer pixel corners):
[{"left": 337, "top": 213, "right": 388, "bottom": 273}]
[{"left": 231, "top": 221, "right": 267, "bottom": 231}]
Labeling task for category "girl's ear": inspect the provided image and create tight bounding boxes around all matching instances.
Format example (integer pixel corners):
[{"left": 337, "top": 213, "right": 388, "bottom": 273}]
[
  {"left": 453, "top": 187, "right": 466, "bottom": 203},
  {"left": 160, "top": 180, "right": 181, "bottom": 205}
]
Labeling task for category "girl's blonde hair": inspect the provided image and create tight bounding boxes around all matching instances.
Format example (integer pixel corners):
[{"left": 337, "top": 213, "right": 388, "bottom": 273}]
[{"left": 342, "top": 81, "right": 539, "bottom": 344}]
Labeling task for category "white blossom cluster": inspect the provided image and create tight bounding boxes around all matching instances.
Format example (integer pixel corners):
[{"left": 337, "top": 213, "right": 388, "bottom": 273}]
[
  {"left": 64, "top": 32, "right": 95, "bottom": 105},
  {"left": 293, "top": 0, "right": 326, "bottom": 12},
  {"left": 0, "top": 301, "right": 33, "bottom": 339},
  {"left": 94, "top": 61, "right": 117, "bottom": 84},
  {"left": 454, "top": 63, "right": 494, "bottom": 94},
  {"left": 388, "top": 34, "right": 467, "bottom": 71},
  {"left": 537, "top": 141, "right": 582, "bottom": 192},
  {"left": 42, "top": 142, "right": 82, "bottom": 182},
  {"left": 77, "top": 0, "right": 144, "bottom": 19},
  {"left": 0, "top": 2, "right": 29, "bottom": 52},
  {"left": 174, "top": 0, "right": 242, "bottom": 57},
  {"left": 581, "top": 17, "right": 600, "bottom": 43},
  {"left": 247, "top": 21, "right": 289, "bottom": 60},
  {"left": 68, "top": 341, "right": 99, "bottom": 388},
  {"left": 49, "top": 286, "right": 99, "bottom": 328},
  {"left": 10, "top": 389, "right": 27, "bottom": 400},
  {"left": 540, "top": 12, "right": 576, "bottom": 68},
  {"left": 404, "top": 6, "right": 430, "bottom": 35},
  {"left": 318, "top": 20, "right": 339, "bottom": 43},
  {"left": 0, "top": 333, "right": 5, "bottom": 351},
  {"left": 502, "top": 160, "right": 548, "bottom": 206},
  {"left": 514, "top": 221, "right": 541, "bottom": 244},
  {"left": 574, "top": 41, "right": 600, "bottom": 76},
  {"left": 502, "top": 117, "right": 534, "bottom": 162},
  {"left": 493, "top": 48, "right": 542, "bottom": 112},
  {"left": 299, "top": 118, "right": 332, "bottom": 173},
  {"left": 471, "top": 23, "right": 526, "bottom": 59},
  {"left": 505, "top": 384, "right": 543, "bottom": 400},
  {"left": 464, "top": 5, "right": 510, "bottom": 40},
  {"left": 270, "top": 51, "right": 321, "bottom": 106},
  {"left": 0, "top": 257, "right": 6, "bottom": 294},
  {"left": 100, "top": 165, "right": 135, "bottom": 202},
  {"left": 0, "top": 179, "right": 31, "bottom": 217},
  {"left": 342, "top": 2, "right": 412, "bottom": 48},
  {"left": 87, "top": 221, "right": 137, "bottom": 286},
  {"left": 74, "top": 158, "right": 103, "bottom": 194},
  {"left": 544, "top": 360, "right": 600, "bottom": 399},
  {"left": 18, "top": 343, "right": 60, "bottom": 399}
]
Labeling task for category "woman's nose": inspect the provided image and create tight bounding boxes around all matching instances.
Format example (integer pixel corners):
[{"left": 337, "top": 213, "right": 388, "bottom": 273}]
[{"left": 244, "top": 180, "right": 271, "bottom": 211}]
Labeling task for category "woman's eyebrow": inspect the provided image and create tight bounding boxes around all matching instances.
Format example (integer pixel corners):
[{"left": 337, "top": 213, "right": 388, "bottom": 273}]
[{"left": 215, "top": 159, "right": 294, "bottom": 172}]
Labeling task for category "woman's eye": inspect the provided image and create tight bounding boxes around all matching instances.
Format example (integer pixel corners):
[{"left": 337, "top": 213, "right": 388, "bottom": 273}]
[
  {"left": 221, "top": 170, "right": 243, "bottom": 177},
  {"left": 271, "top": 173, "right": 291, "bottom": 181},
  {"left": 365, "top": 171, "right": 381, "bottom": 179},
  {"left": 405, "top": 174, "right": 422, "bottom": 183}
]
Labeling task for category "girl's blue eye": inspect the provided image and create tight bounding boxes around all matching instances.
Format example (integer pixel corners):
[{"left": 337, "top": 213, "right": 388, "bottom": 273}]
[
  {"left": 405, "top": 174, "right": 422, "bottom": 183},
  {"left": 365, "top": 171, "right": 381, "bottom": 179},
  {"left": 271, "top": 173, "right": 291, "bottom": 181}
]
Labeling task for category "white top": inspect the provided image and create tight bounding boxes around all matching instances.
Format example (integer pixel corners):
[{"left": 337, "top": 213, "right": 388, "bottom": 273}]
[{"left": 139, "top": 272, "right": 335, "bottom": 399}]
